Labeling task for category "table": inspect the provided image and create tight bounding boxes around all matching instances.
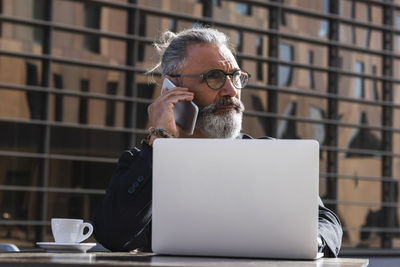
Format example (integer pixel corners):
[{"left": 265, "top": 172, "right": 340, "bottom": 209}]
[{"left": 0, "top": 252, "right": 369, "bottom": 266}]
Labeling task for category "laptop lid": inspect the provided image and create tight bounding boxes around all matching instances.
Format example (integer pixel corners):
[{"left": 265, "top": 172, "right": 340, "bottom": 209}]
[{"left": 152, "top": 138, "right": 320, "bottom": 259}]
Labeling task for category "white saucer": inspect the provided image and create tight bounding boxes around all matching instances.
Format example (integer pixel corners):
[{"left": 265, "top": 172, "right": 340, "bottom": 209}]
[{"left": 36, "top": 242, "right": 96, "bottom": 253}]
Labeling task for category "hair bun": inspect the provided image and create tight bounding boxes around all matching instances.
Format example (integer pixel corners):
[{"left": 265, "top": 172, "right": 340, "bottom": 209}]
[{"left": 154, "top": 30, "right": 177, "bottom": 55}]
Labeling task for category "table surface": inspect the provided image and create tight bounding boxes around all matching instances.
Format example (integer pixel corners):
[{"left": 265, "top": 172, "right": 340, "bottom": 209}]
[{"left": 0, "top": 252, "right": 369, "bottom": 267}]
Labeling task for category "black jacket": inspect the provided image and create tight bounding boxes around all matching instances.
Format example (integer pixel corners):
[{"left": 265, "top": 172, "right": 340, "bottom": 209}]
[{"left": 93, "top": 136, "right": 343, "bottom": 257}]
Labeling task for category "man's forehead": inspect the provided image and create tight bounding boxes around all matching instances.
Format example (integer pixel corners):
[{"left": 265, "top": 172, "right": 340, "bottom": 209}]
[
  {"left": 185, "top": 43, "right": 239, "bottom": 71},
  {"left": 217, "top": 45, "right": 239, "bottom": 69}
]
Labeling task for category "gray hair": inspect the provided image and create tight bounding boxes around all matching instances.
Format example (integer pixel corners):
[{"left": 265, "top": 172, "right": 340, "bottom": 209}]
[{"left": 149, "top": 27, "right": 233, "bottom": 77}]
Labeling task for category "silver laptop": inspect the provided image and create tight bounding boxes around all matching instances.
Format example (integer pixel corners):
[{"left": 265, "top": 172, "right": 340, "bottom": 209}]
[{"left": 152, "top": 138, "right": 321, "bottom": 259}]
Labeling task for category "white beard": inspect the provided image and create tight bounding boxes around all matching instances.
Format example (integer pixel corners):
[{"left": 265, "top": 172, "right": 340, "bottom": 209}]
[{"left": 196, "top": 97, "right": 244, "bottom": 139}]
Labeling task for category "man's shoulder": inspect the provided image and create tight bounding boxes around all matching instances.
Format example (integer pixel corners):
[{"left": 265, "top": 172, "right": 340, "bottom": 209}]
[{"left": 238, "top": 133, "right": 276, "bottom": 140}]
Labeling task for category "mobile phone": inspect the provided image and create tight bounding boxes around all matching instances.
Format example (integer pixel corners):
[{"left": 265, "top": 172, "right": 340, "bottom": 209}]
[{"left": 162, "top": 78, "right": 199, "bottom": 135}]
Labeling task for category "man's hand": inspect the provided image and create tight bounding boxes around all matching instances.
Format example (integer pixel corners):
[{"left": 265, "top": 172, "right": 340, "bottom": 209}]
[{"left": 147, "top": 86, "right": 194, "bottom": 138}]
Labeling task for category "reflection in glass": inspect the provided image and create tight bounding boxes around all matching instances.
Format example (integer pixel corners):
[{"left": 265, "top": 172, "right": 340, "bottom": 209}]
[
  {"left": 47, "top": 192, "right": 104, "bottom": 222},
  {"left": 0, "top": 156, "right": 41, "bottom": 221},
  {"left": 236, "top": 31, "right": 243, "bottom": 53},
  {"left": 279, "top": 43, "right": 293, "bottom": 86},
  {"left": 319, "top": 20, "right": 328, "bottom": 37},
  {"left": 360, "top": 208, "right": 386, "bottom": 244},
  {"left": 350, "top": 0, "right": 356, "bottom": 44},
  {"left": 79, "top": 80, "right": 89, "bottom": 124},
  {"left": 309, "top": 106, "right": 325, "bottom": 144},
  {"left": 169, "top": 19, "right": 177, "bottom": 32},
  {"left": 308, "top": 51, "right": 315, "bottom": 89},
  {"left": 83, "top": 2, "right": 101, "bottom": 53},
  {"left": 50, "top": 126, "right": 128, "bottom": 158},
  {"left": 256, "top": 36, "right": 263, "bottom": 81},
  {"left": 371, "top": 66, "right": 379, "bottom": 100},
  {"left": 354, "top": 61, "right": 364, "bottom": 98},
  {"left": 0, "top": 122, "right": 43, "bottom": 152},
  {"left": 249, "top": 93, "right": 268, "bottom": 135},
  {"left": 26, "top": 62, "right": 45, "bottom": 120},
  {"left": 138, "top": 12, "right": 146, "bottom": 62},
  {"left": 53, "top": 74, "right": 64, "bottom": 122},
  {"left": 397, "top": 15, "right": 400, "bottom": 51},
  {"left": 48, "top": 160, "right": 113, "bottom": 190},
  {"left": 318, "top": 0, "right": 329, "bottom": 38},
  {"left": 213, "top": 0, "right": 222, "bottom": 7},
  {"left": 236, "top": 2, "right": 251, "bottom": 16},
  {"left": 105, "top": 82, "right": 118, "bottom": 127},
  {"left": 345, "top": 112, "right": 381, "bottom": 157},
  {"left": 277, "top": 102, "right": 299, "bottom": 139},
  {"left": 365, "top": 5, "right": 371, "bottom": 48},
  {"left": 136, "top": 82, "right": 155, "bottom": 128},
  {"left": 33, "top": 0, "right": 46, "bottom": 44}
]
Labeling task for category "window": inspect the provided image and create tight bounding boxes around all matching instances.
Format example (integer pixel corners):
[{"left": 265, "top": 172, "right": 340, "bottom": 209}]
[
  {"left": 365, "top": 5, "right": 371, "bottom": 48},
  {"left": 371, "top": 66, "right": 379, "bottom": 100},
  {"left": 256, "top": 36, "right": 263, "bottom": 55},
  {"left": 0, "top": 0, "right": 2, "bottom": 37},
  {"left": 236, "top": 31, "right": 243, "bottom": 52},
  {"left": 318, "top": 0, "right": 329, "bottom": 38},
  {"left": 309, "top": 106, "right": 325, "bottom": 144},
  {"left": 79, "top": 80, "right": 89, "bottom": 124},
  {"left": 350, "top": 0, "right": 356, "bottom": 45},
  {"left": 281, "top": 0, "right": 286, "bottom": 26},
  {"left": 278, "top": 43, "right": 294, "bottom": 86},
  {"left": 83, "top": 2, "right": 101, "bottom": 53},
  {"left": 138, "top": 12, "right": 146, "bottom": 62},
  {"left": 33, "top": 0, "right": 45, "bottom": 44},
  {"left": 105, "top": 82, "right": 118, "bottom": 127},
  {"left": 169, "top": 19, "right": 176, "bottom": 32},
  {"left": 235, "top": 31, "right": 243, "bottom": 66},
  {"left": 53, "top": 74, "right": 64, "bottom": 122},
  {"left": 213, "top": 0, "right": 221, "bottom": 7},
  {"left": 256, "top": 36, "right": 263, "bottom": 81},
  {"left": 354, "top": 61, "right": 364, "bottom": 98},
  {"left": 308, "top": 51, "right": 315, "bottom": 89},
  {"left": 26, "top": 62, "right": 42, "bottom": 120},
  {"left": 397, "top": 15, "right": 400, "bottom": 51},
  {"left": 236, "top": 2, "right": 251, "bottom": 16}
]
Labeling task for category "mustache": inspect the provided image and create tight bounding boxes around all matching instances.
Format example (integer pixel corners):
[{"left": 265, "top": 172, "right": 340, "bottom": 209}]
[{"left": 203, "top": 97, "right": 245, "bottom": 114}]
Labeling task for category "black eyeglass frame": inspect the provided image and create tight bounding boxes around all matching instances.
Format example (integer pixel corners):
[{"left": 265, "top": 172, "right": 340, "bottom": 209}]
[{"left": 168, "top": 69, "right": 251, "bottom": 90}]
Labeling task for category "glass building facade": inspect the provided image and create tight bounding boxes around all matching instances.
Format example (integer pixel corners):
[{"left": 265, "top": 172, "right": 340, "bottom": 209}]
[{"left": 0, "top": 0, "right": 400, "bottom": 254}]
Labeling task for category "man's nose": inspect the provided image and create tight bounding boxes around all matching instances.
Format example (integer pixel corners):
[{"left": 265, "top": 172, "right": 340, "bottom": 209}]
[{"left": 218, "top": 77, "right": 239, "bottom": 98}]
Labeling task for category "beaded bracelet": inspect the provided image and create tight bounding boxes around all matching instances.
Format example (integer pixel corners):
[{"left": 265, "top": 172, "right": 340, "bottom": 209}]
[
  {"left": 143, "top": 127, "right": 174, "bottom": 147},
  {"left": 148, "top": 127, "right": 174, "bottom": 138}
]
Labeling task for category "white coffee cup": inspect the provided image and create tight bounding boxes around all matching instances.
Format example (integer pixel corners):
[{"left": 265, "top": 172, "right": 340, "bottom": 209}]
[{"left": 51, "top": 218, "right": 93, "bottom": 243}]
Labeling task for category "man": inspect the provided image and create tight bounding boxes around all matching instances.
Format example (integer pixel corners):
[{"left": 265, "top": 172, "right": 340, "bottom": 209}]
[{"left": 92, "top": 27, "right": 342, "bottom": 257}]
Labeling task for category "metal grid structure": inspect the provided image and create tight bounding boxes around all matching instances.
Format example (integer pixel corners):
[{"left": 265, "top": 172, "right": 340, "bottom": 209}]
[{"left": 0, "top": 0, "right": 399, "bottom": 254}]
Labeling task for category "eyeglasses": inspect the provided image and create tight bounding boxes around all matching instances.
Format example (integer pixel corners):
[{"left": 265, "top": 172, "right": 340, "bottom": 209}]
[{"left": 168, "top": 69, "right": 251, "bottom": 90}]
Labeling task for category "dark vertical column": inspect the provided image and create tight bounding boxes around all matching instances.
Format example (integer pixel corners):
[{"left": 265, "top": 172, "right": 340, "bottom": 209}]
[
  {"left": 0, "top": 0, "right": 3, "bottom": 37},
  {"left": 124, "top": 0, "right": 138, "bottom": 147},
  {"left": 381, "top": 0, "right": 396, "bottom": 249},
  {"left": 37, "top": 0, "right": 53, "bottom": 241},
  {"left": 325, "top": 0, "right": 339, "bottom": 213},
  {"left": 202, "top": 0, "right": 213, "bottom": 19},
  {"left": 267, "top": 0, "right": 281, "bottom": 137}
]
